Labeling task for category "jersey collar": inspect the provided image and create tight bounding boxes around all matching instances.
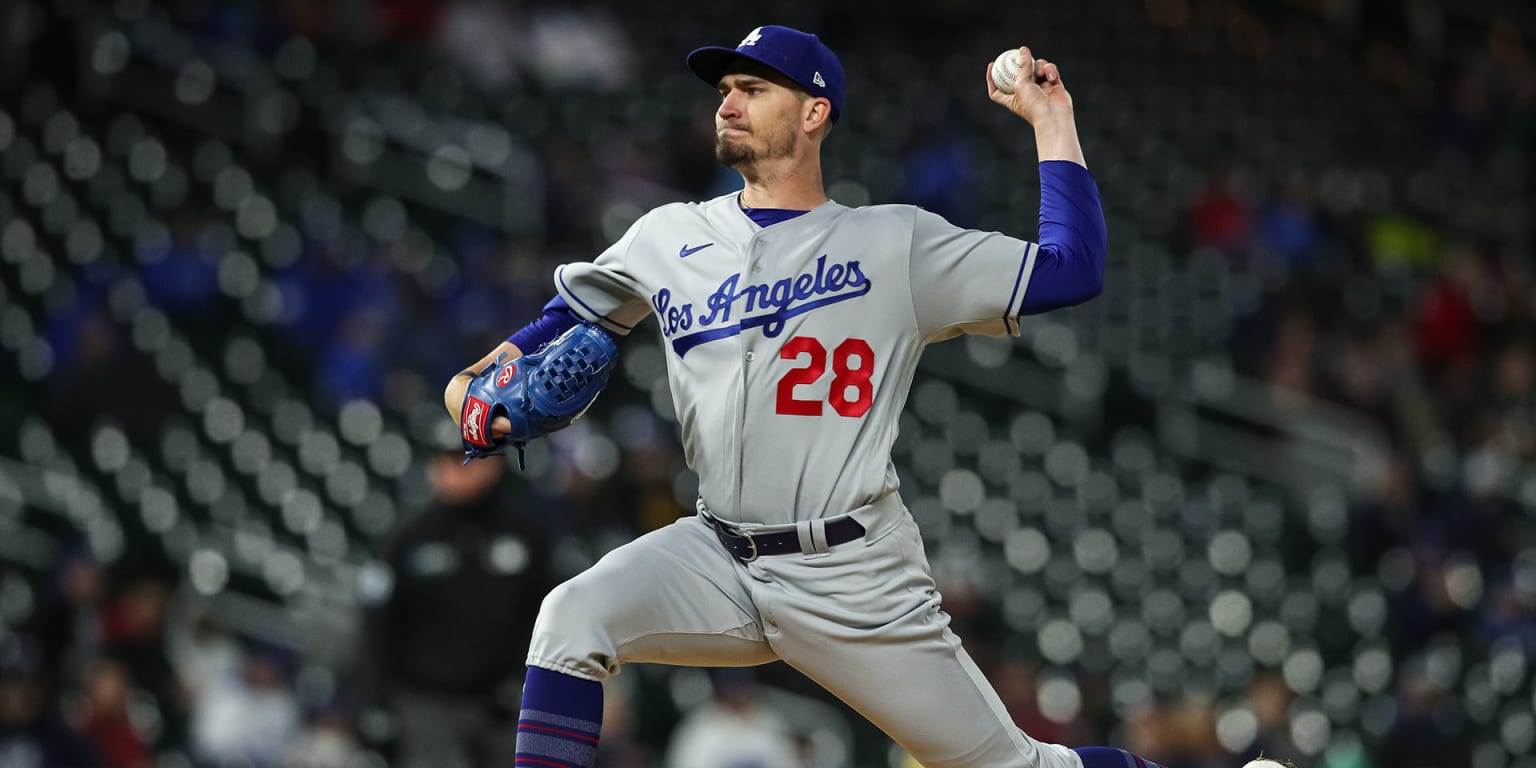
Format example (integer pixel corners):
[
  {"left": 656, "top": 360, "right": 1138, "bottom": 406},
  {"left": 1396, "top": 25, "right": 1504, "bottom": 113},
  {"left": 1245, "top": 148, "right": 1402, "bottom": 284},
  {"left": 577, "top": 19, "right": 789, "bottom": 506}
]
[{"left": 730, "top": 192, "right": 843, "bottom": 229}]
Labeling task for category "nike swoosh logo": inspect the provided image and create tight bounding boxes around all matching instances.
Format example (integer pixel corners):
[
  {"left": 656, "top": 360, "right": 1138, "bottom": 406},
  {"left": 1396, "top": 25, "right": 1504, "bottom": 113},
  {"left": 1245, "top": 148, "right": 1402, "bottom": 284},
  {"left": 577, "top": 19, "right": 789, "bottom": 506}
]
[{"left": 679, "top": 243, "right": 714, "bottom": 258}]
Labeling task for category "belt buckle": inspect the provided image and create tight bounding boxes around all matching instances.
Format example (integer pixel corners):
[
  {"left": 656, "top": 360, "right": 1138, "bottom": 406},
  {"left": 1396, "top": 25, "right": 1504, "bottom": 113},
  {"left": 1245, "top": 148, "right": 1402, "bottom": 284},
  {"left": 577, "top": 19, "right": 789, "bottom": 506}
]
[{"left": 709, "top": 515, "right": 759, "bottom": 563}]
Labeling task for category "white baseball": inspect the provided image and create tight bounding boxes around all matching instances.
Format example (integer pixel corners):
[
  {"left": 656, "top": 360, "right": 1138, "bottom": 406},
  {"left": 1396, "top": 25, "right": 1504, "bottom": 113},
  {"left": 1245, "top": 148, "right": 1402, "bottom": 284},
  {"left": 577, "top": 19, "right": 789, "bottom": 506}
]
[
  {"left": 991, "top": 49, "right": 1023, "bottom": 94},
  {"left": 1241, "top": 761, "right": 1290, "bottom": 768}
]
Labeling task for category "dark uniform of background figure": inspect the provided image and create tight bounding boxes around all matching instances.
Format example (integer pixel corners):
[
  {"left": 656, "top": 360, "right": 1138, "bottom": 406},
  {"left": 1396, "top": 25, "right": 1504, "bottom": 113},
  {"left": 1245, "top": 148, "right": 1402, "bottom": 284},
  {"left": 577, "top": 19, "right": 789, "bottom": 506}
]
[
  {"left": 0, "top": 634, "right": 104, "bottom": 768},
  {"left": 353, "top": 452, "right": 557, "bottom": 768}
]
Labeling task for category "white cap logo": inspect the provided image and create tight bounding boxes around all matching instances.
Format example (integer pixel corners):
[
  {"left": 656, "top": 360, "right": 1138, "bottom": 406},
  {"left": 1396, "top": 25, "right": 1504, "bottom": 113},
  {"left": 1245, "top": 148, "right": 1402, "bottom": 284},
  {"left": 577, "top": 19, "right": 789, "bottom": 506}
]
[
  {"left": 813, "top": 71, "right": 825, "bottom": 87},
  {"left": 740, "top": 27, "right": 762, "bottom": 47}
]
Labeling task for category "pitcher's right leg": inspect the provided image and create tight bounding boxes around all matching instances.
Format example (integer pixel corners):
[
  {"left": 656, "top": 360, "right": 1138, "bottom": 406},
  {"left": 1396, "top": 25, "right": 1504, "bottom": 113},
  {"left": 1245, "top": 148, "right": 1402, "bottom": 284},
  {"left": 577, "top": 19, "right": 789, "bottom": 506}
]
[{"left": 518, "top": 515, "right": 776, "bottom": 768}]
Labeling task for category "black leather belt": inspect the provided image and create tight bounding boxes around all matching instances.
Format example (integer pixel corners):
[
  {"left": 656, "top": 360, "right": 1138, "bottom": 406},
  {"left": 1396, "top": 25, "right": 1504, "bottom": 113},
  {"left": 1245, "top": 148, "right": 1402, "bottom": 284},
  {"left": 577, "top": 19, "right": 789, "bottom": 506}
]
[{"left": 700, "top": 512, "right": 867, "bottom": 562}]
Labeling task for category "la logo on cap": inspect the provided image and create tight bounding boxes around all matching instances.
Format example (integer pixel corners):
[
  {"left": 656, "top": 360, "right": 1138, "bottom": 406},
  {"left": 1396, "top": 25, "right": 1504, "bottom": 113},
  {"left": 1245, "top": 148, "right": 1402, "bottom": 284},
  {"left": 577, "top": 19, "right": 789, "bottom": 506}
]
[{"left": 740, "top": 27, "right": 762, "bottom": 47}]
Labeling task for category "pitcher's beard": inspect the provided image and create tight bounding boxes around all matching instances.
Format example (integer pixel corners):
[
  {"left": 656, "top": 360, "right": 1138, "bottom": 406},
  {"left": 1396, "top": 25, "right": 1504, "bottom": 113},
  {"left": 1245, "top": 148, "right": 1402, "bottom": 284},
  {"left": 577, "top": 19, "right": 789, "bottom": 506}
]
[
  {"left": 715, "top": 138, "right": 755, "bottom": 167},
  {"left": 715, "top": 129, "right": 795, "bottom": 169}
]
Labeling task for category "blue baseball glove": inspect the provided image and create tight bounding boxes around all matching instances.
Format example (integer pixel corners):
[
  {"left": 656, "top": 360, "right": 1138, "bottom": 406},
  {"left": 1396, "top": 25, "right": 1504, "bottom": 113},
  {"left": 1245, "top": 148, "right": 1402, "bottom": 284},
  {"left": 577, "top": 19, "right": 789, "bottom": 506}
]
[{"left": 459, "top": 323, "right": 619, "bottom": 468}]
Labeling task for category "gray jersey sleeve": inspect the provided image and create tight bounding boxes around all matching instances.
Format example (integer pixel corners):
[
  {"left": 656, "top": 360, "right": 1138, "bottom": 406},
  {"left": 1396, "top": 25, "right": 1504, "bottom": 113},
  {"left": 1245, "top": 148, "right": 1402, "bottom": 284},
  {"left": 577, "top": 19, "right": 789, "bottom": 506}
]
[
  {"left": 553, "top": 215, "right": 653, "bottom": 336},
  {"left": 908, "top": 207, "right": 1038, "bottom": 341}
]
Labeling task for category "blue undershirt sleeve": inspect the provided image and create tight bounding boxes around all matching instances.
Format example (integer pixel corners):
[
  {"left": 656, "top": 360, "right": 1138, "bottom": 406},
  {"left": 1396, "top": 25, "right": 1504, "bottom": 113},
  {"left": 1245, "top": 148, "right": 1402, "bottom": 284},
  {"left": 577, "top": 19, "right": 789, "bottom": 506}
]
[
  {"left": 508, "top": 296, "right": 581, "bottom": 352},
  {"left": 1019, "top": 160, "right": 1107, "bottom": 314}
]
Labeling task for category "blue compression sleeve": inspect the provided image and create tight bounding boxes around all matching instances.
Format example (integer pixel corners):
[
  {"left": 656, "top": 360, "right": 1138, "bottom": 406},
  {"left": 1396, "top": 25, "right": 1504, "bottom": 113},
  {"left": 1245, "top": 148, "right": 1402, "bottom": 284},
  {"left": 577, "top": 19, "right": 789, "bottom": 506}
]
[
  {"left": 509, "top": 296, "right": 581, "bottom": 352},
  {"left": 1020, "top": 160, "right": 1107, "bottom": 314}
]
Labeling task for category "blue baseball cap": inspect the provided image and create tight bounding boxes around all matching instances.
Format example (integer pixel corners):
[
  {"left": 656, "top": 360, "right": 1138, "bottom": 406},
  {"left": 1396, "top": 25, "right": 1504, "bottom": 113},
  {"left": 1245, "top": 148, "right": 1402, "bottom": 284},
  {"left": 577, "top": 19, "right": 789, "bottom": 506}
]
[{"left": 687, "top": 25, "right": 845, "bottom": 122}]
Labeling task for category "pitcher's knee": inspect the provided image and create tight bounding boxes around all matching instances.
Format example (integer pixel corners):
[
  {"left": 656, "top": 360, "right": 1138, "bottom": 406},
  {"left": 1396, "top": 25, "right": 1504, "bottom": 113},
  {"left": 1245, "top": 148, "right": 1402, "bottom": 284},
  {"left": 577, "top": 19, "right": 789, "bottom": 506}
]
[{"left": 526, "top": 576, "right": 620, "bottom": 680}]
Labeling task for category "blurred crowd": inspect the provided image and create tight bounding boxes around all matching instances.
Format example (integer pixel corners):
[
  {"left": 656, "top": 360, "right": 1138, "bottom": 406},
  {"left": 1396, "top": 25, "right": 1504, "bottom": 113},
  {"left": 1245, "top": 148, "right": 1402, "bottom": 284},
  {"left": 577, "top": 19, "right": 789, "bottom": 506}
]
[
  {"left": 2, "top": 552, "right": 329, "bottom": 767},
  {"left": 3, "top": 0, "right": 1536, "bottom": 767}
]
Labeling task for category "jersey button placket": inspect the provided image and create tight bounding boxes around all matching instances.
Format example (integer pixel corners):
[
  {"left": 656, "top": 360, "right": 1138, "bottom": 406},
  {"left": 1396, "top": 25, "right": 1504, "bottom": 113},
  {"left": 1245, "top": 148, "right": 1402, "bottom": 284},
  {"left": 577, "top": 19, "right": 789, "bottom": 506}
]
[
  {"left": 731, "top": 239, "right": 761, "bottom": 518},
  {"left": 746, "top": 241, "right": 765, "bottom": 366}
]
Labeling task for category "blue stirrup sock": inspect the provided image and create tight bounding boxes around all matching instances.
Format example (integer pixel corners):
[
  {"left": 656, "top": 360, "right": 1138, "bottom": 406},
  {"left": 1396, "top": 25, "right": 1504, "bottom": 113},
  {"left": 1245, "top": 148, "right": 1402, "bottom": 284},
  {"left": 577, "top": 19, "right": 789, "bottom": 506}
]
[
  {"left": 1075, "top": 746, "right": 1164, "bottom": 768},
  {"left": 512, "top": 668, "right": 1161, "bottom": 768},
  {"left": 516, "top": 666, "right": 603, "bottom": 768}
]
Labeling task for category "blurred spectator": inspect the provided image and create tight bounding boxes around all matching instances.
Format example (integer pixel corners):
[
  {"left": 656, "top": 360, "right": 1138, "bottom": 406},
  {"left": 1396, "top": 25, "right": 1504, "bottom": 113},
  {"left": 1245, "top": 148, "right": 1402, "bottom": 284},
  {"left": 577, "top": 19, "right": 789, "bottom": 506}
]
[
  {"left": 318, "top": 310, "right": 390, "bottom": 404},
  {"left": 522, "top": 8, "right": 637, "bottom": 92},
  {"left": 1375, "top": 664, "right": 1469, "bottom": 768},
  {"left": 73, "top": 658, "right": 150, "bottom": 768},
  {"left": 1435, "top": 65, "right": 1498, "bottom": 159},
  {"left": 1245, "top": 673, "right": 1299, "bottom": 761},
  {"left": 665, "top": 669, "right": 798, "bottom": 768},
  {"left": 44, "top": 263, "right": 118, "bottom": 374},
  {"left": 137, "top": 204, "right": 219, "bottom": 318},
  {"left": 1387, "top": 538, "right": 1471, "bottom": 655},
  {"left": 898, "top": 124, "right": 978, "bottom": 227},
  {"left": 1412, "top": 243, "right": 1490, "bottom": 373},
  {"left": 40, "top": 267, "right": 165, "bottom": 437},
  {"left": 1169, "top": 700, "right": 1225, "bottom": 768},
  {"left": 1263, "top": 310, "right": 1317, "bottom": 407},
  {"left": 1365, "top": 200, "right": 1440, "bottom": 272},
  {"left": 189, "top": 644, "right": 302, "bottom": 767},
  {"left": 353, "top": 453, "right": 554, "bottom": 768},
  {"left": 1484, "top": 340, "right": 1536, "bottom": 460},
  {"left": 0, "top": 645, "right": 103, "bottom": 764},
  {"left": 0, "top": 635, "right": 103, "bottom": 768},
  {"left": 281, "top": 706, "right": 364, "bottom": 768},
  {"left": 438, "top": 231, "right": 526, "bottom": 354},
  {"left": 1478, "top": 575, "right": 1536, "bottom": 652},
  {"left": 1254, "top": 172, "right": 1321, "bottom": 269},
  {"left": 1123, "top": 704, "right": 1178, "bottom": 766},
  {"left": 1188, "top": 161, "right": 1253, "bottom": 255},
  {"left": 30, "top": 547, "right": 106, "bottom": 685},
  {"left": 274, "top": 239, "right": 398, "bottom": 364},
  {"left": 541, "top": 135, "right": 606, "bottom": 251},
  {"left": 98, "top": 575, "right": 181, "bottom": 745},
  {"left": 168, "top": 615, "right": 242, "bottom": 708},
  {"left": 438, "top": 0, "right": 525, "bottom": 91},
  {"left": 387, "top": 279, "right": 461, "bottom": 392},
  {"left": 274, "top": 0, "right": 336, "bottom": 41},
  {"left": 372, "top": 0, "right": 445, "bottom": 44},
  {"left": 1346, "top": 453, "right": 1420, "bottom": 575}
]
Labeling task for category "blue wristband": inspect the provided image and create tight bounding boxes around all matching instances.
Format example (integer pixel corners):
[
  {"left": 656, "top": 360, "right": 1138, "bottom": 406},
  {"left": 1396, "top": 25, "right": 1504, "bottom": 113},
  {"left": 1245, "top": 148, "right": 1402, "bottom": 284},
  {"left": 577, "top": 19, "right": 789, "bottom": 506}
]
[{"left": 509, "top": 296, "right": 581, "bottom": 352}]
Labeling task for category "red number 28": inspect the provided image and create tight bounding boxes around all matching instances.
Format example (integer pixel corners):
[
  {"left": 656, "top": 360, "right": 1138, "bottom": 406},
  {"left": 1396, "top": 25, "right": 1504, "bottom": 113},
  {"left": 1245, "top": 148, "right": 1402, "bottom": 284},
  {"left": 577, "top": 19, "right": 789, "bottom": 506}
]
[{"left": 775, "top": 336, "right": 874, "bottom": 417}]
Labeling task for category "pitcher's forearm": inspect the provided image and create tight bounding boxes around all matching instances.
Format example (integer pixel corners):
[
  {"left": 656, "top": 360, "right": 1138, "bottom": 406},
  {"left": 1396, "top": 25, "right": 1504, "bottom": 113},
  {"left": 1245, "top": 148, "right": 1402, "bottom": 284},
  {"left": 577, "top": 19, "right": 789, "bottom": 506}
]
[{"left": 1033, "top": 111, "right": 1085, "bottom": 168}]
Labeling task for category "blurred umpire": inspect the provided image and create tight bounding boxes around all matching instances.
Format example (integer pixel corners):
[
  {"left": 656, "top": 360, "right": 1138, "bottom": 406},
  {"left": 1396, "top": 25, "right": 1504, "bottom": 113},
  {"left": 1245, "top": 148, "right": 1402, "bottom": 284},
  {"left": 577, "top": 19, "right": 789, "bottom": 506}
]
[{"left": 353, "top": 451, "right": 557, "bottom": 768}]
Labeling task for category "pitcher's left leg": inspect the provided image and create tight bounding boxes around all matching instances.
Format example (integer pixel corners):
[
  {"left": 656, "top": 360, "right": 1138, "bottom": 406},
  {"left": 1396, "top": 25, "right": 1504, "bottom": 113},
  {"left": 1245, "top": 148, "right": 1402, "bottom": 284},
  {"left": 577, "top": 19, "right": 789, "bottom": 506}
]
[
  {"left": 750, "top": 516, "right": 1079, "bottom": 768},
  {"left": 753, "top": 515, "right": 1163, "bottom": 768}
]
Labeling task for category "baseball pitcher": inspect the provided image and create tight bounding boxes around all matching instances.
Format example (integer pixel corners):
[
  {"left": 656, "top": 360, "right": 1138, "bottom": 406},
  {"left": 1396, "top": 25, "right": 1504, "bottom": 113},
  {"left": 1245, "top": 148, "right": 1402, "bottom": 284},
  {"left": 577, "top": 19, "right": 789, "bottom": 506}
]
[{"left": 445, "top": 25, "right": 1167, "bottom": 768}]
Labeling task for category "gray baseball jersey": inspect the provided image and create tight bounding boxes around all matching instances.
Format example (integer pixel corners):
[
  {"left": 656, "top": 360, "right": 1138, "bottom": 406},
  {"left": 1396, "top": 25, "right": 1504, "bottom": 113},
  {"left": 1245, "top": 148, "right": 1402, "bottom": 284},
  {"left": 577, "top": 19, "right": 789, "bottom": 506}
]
[{"left": 554, "top": 192, "right": 1039, "bottom": 525}]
